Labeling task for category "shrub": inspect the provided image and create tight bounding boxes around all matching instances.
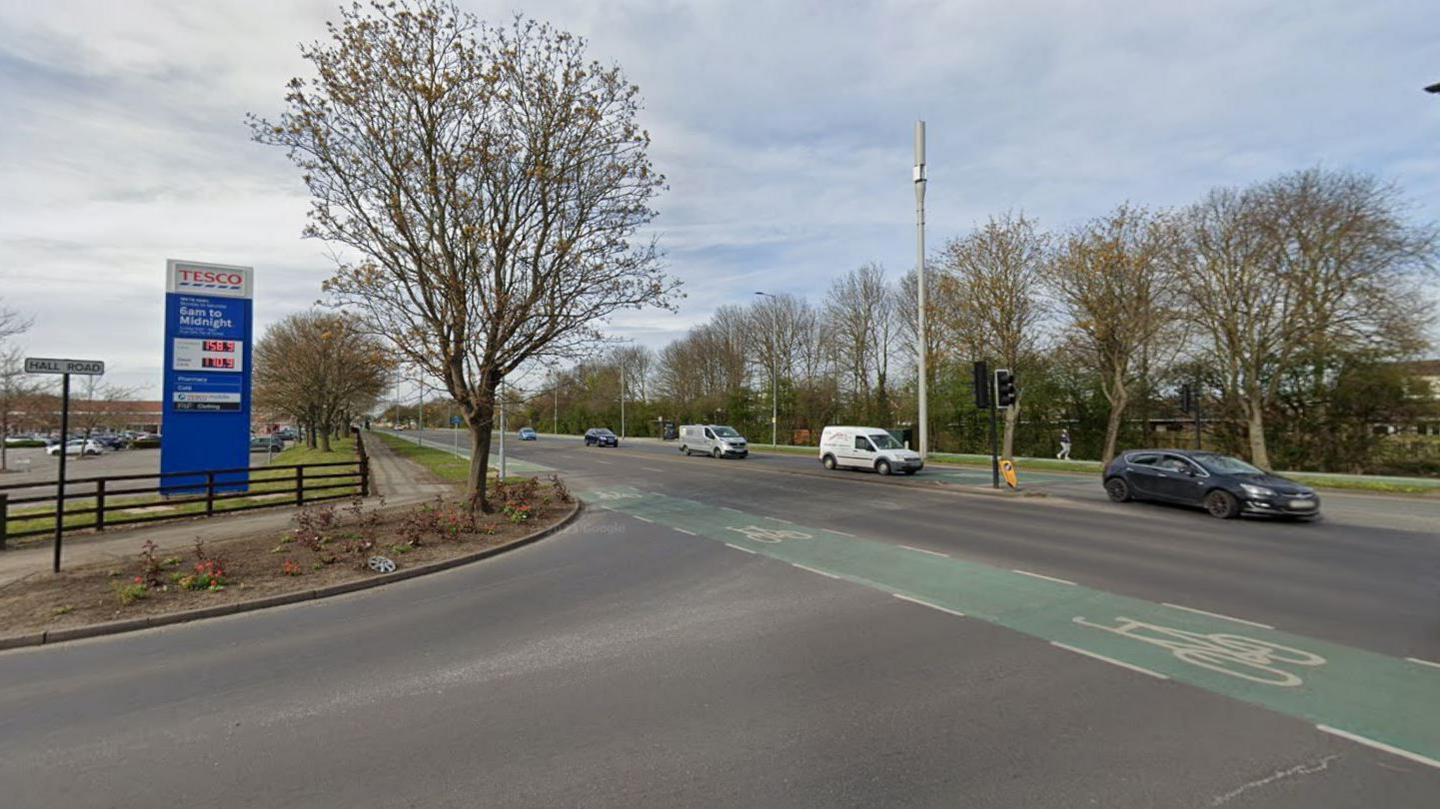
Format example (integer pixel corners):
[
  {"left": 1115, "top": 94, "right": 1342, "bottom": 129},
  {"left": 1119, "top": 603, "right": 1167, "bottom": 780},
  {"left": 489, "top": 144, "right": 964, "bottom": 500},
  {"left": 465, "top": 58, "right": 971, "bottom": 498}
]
[
  {"left": 114, "top": 581, "right": 148, "bottom": 605},
  {"left": 280, "top": 559, "right": 303, "bottom": 576},
  {"left": 138, "top": 540, "right": 164, "bottom": 589},
  {"left": 185, "top": 559, "right": 227, "bottom": 591}
]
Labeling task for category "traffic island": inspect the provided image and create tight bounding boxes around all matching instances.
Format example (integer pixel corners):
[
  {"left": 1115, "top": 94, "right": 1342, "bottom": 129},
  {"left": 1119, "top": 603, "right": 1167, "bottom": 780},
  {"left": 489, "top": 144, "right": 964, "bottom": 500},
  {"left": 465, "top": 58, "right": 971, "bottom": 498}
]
[{"left": 0, "top": 476, "right": 580, "bottom": 648}]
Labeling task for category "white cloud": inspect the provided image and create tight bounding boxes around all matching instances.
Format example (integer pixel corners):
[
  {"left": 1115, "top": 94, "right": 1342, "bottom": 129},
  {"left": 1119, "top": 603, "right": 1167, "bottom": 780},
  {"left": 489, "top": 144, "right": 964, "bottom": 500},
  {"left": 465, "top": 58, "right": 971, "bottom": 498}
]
[{"left": 2, "top": 0, "right": 1437, "bottom": 397}]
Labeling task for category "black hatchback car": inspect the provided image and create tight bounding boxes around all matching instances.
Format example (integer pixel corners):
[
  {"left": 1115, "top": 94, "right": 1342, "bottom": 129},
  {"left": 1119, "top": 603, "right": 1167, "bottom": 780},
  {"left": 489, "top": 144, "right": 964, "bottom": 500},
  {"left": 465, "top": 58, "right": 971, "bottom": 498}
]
[
  {"left": 1103, "top": 450, "right": 1320, "bottom": 519},
  {"left": 584, "top": 428, "right": 619, "bottom": 447}
]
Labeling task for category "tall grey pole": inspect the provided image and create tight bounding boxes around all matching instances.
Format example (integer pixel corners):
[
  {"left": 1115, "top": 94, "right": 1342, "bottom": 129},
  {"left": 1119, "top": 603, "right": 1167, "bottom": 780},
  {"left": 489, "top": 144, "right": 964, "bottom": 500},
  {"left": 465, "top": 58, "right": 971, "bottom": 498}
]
[
  {"left": 914, "top": 120, "right": 929, "bottom": 457},
  {"left": 552, "top": 374, "right": 558, "bottom": 435},
  {"left": 53, "top": 372, "right": 70, "bottom": 572},
  {"left": 416, "top": 378, "right": 424, "bottom": 447},
  {"left": 619, "top": 362, "right": 626, "bottom": 439},
  {"left": 772, "top": 371, "right": 778, "bottom": 447}
]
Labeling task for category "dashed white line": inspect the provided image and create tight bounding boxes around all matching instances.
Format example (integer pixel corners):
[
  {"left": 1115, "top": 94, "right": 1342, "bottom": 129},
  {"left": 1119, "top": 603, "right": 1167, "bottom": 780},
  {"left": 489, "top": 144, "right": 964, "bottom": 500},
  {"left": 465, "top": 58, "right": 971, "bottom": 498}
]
[
  {"left": 1163, "top": 602, "right": 1274, "bottom": 630},
  {"left": 1012, "top": 569, "right": 1077, "bottom": 586},
  {"left": 632, "top": 515, "right": 653, "bottom": 523},
  {"left": 592, "top": 460, "right": 612, "bottom": 465},
  {"left": 770, "top": 517, "right": 795, "bottom": 524},
  {"left": 674, "top": 528, "right": 697, "bottom": 536},
  {"left": 892, "top": 593, "right": 965, "bottom": 617},
  {"left": 641, "top": 467, "right": 665, "bottom": 473},
  {"left": 791, "top": 563, "right": 841, "bottom": 580},
  {"left": 724, "top": 543, "right": 756, "bottom": 554},
  {"left": 720, "top": 506, "right": 743, "bottom": 513},
  {"left": 1316, "top": 725, "right": 1440, "bottom": 771},
  {"left": 1407, "top": 657, "right": 1440, "bottom": 670},
  {"left": 1050, "top": 642, "right": 1169, "bottom": 679},
  {"left": 900, "top": 545, "right": 949, "bottom": 558},
  {"left": 829, "top": 529, "right": 857, "bottom": 537}
]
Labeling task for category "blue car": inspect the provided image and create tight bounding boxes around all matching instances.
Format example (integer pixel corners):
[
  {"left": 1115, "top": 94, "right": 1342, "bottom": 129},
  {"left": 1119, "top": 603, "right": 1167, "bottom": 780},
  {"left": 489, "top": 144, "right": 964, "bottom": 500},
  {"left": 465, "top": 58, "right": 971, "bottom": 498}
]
[
  {"left": 584, "top": 428, "right": 618, "bottom": 447},
  {"left": 518, "top": 427, "right": 538, "bottom": 441}
]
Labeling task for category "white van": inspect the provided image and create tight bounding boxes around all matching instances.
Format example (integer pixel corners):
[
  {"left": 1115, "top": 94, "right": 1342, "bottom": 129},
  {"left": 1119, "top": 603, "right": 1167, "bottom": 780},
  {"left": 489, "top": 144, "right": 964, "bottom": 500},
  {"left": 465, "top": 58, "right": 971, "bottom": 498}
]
[
  {"left": 818, "top": 426, "right": 924, "bottom": 475},
  {"left": 679, "top": 424, "right": 749, "bottom": 458}
]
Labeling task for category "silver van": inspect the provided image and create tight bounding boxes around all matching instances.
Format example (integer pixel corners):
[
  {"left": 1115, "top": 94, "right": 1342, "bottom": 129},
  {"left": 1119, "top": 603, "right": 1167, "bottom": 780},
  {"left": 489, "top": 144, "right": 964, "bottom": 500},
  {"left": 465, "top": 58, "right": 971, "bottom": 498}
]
[{"left": 679, "top": 424, "right": 749, "bottom": 458}]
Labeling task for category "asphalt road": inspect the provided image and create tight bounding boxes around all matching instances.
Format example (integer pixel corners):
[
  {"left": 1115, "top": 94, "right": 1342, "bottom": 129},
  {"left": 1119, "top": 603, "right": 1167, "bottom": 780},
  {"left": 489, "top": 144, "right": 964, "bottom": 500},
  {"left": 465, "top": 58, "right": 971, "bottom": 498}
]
[{"left": 2, "top": 430, "right": 1438, "bottom": 807}]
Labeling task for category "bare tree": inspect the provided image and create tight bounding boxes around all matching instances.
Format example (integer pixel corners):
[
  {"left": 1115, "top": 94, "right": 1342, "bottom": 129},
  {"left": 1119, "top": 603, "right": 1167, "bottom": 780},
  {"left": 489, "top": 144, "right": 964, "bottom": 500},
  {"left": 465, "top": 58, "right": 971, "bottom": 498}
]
[
  {"left": 0, "top": 300, "right": 35, "bottom": 471},
  {"left": 939, "top": 212, "right": 1048, "bottom": 456},
  {"left": 823, "top": 263, "right": 895, "bottom": 423},
  {"left": 1051, "top": 205, "right": 1183, "bottom": 463},
  {"left": 254, "top": 311, "right": 391, "bottom": 452},
  {"left": 252, "top": 2, "right": 678, "bottom": 510},
  {"left": 748, "top": 293, "right": 813, "bottom": 442}
]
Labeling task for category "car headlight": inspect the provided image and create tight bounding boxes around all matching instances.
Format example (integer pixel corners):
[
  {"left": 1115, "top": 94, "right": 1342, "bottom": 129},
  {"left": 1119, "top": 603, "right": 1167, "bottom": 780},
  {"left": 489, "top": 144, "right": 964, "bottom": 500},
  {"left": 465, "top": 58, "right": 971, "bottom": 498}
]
[{"left": 1241, "top": 483, "right": 1275, "bottom": 498}]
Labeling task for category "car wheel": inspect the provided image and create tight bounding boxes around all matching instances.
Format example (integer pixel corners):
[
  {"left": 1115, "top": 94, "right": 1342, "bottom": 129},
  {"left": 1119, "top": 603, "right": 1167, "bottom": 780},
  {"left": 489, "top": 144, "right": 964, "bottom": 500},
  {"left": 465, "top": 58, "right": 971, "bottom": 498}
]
[
  {"left": 1104, "top": 477, "right": 1131, "bottom": 503},
  {"left": 712, "top": 447, "right": 722, "bottom": 459},
  {"left": 822, "top": 454, "right": 837, "bottom": 470},
  {"left": 876, "top": 460, "right": 892, "bottom": 476},
  {"left": 1205, "top": 489, "right": 1240, "bottom": 519}
]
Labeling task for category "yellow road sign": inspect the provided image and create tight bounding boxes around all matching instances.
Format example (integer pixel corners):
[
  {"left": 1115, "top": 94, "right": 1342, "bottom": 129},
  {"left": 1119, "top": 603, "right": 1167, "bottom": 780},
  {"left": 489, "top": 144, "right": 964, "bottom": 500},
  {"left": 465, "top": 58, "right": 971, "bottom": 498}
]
[{"left": 1000, "top": 458, "right": 1019, "bottom": 489}]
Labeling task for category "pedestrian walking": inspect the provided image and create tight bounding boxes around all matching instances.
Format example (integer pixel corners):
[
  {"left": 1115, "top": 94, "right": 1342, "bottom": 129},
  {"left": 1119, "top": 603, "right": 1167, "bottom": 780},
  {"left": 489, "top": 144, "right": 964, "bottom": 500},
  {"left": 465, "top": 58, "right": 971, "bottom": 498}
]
[{"left": 1057, "top": 429, "right": 1072, "bottom": 460}]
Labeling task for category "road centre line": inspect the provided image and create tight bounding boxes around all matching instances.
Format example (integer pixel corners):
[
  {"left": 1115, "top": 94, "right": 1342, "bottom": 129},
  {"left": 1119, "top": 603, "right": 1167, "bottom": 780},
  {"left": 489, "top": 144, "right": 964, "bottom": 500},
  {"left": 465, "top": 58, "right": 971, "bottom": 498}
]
[
  {"left": 724, "top": 543, "right": 756, "bottom": 554},
  {"left": 1408, "top": 657, "right": 1440, "bottom": 670},
  {"left": 770, "top": 517, "right": 795, "bottom": 524},
  {"left": 900, "top": 545, "right": 949, "bottom": 558},
  {"left": 792, "top": 563, "right": 842, "bottom": 580},
  {"left": 1316, "top": 725, "right": 1440, "bottom": 771},
  {"left": 674, "top": 527, "right": 697, "bottom": 536},
  {"left": 1012, "top": 569, "right": 1077, "bottom": 586},
  {"left": 641, "top": 467, "right": 665, "bottom": 473},
  {"left": 720, "top": 506, "right": 743, "bottom": 513},
  {"left": 1163, "top": 602, "right": 1274, "bottom": 630},
  {"left": 591, "top": 459, "right": 612, "bottom": 465},
  {"left": 632, "top": 515, "right": 653, "bottom": 523},
  {"left": 1050, "top": 642, "right": 1169, "bottom": 680},
  {"left": 892, "top": 593, "right": 965, "bottom": 617},
  {"left": 829, "top": 529, "right": 857, "bottom": 537}
]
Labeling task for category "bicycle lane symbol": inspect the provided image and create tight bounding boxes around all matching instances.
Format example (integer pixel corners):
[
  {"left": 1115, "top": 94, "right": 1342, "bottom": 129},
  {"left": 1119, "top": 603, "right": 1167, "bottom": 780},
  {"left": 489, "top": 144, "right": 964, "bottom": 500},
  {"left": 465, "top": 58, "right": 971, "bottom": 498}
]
[
  {"left": 1073, "top": 616, "right": 1327, "bottom": 687},
  {"left": 724, "top": 525, "right": 814, "bottom": 544}
]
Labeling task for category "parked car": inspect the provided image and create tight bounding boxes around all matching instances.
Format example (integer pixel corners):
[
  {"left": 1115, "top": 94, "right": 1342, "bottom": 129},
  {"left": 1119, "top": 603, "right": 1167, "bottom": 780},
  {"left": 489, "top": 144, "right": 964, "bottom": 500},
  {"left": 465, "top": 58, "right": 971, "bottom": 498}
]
[
  {"left": 276, "top": 427, "right": 298, "bottom": 441},
  {"left": 250, "top": 436, "right": 285, "bottom": 452},
  {"left": 92, "top": 434, "right": 128, "bottom": 450},
  {"left": 1103, "top": 449, "right": 1321, "bottom": 519},
  {"left": 679, "top": 424, "right": 748, "bottom": 458},
  {"left": 47, "top": 439, "right": 103, "bottom": 457},
  {"left": 818, "top": 426, "right": 923, "bottom": 475},
  {"left": 584, "top": 428, "right": 619, "bottom": 447},
  {"left": 518, "top": 427, "right": 538, "bottom": 441}
]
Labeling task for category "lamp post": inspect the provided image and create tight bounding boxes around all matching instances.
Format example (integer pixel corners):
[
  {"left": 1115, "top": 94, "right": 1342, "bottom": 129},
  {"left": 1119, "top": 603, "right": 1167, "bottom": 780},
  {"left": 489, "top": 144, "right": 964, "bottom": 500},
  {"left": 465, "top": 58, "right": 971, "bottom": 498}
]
[
  {"left": 754, "top": 291, "right": 781, "bottom": 447},
  {"left": 416, "top": 376, "right": 424, "bottom": 447},
  {"left": 913, "top": 120, "right": 929, "bottom": 457}
]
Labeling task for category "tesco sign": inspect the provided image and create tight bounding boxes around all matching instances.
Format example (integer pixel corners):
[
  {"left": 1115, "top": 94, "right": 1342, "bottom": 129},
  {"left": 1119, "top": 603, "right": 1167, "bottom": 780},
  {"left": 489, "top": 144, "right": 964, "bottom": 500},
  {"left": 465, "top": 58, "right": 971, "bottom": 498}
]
[{"left": 166, "top": 260, "right": 253, "bottom": 299}]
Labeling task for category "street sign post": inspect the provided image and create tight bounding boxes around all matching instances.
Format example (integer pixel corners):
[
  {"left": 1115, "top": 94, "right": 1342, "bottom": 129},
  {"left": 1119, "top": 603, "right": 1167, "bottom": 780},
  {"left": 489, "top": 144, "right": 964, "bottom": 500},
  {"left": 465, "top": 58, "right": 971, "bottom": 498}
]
[
  {"left": 25, "top": 356, "right": 105, "bottom": 572},
  {"left": 161, "top": 260, "right": 254, "bottom": 495}
]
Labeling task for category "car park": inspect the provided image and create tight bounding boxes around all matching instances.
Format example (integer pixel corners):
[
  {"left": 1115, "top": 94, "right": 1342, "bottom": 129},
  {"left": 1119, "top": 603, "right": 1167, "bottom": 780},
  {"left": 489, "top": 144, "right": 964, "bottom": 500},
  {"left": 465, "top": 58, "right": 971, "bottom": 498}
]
[
  {"left": 678, "top": 424, "right": 748, "bottom": 458},
  {"left": 1103, "top": 449, "right": 1321, "bottom": 519},
  {"left": 518, "top": 427, "right": 538, "bottom": 441},
  {"left": 584, "top": 428, "right": 619, "bottom": 447},
  {"left": 250, "top": 436, "right": 285, "bottom": 452},
  {"left": 818, "top": 426, "right": 924, "bottom": 475},
  {"left": 47, "top": 439, "right": 104, "bottom": 456}
]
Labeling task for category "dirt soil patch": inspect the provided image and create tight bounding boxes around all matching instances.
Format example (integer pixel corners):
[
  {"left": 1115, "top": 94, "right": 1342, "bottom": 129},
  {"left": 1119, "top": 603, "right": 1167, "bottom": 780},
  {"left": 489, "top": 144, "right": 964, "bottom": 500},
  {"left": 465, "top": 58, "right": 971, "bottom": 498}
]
[{"left": 0, "top": 477, "right": 574, "bottom": 637}]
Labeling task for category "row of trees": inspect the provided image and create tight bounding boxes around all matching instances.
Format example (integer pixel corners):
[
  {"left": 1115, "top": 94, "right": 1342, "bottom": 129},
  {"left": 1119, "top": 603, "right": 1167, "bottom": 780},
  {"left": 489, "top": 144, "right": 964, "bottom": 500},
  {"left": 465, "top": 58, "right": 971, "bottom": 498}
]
[{"left": 521, "top": 168, "right": 1438, "bottom": 474}]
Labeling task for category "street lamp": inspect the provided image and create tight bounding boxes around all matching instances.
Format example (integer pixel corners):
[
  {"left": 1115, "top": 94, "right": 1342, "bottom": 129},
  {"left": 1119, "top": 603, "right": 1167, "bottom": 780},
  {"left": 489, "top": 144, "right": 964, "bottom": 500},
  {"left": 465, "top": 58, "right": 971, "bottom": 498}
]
[
  {"left": 913, "top": 120, "right": 929, "bottom": 457},
  {"left": 754, "top": 291, "right": 781, "bottom": 447}
]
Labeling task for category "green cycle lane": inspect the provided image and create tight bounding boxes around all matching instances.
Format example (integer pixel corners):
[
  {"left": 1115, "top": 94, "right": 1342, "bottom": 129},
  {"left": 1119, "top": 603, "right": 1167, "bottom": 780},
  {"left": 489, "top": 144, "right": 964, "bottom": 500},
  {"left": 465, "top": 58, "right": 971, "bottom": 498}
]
[{"left": 580, "top": 484, "right": 1440, "bottom": 769}]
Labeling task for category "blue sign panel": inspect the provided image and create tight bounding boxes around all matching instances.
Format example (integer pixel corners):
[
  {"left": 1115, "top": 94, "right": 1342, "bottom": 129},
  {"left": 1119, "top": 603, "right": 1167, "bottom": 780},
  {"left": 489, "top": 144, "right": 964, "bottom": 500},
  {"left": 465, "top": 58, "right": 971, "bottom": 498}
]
[{"left": 161, "top": 260, "right": 254, "bottom": 493}]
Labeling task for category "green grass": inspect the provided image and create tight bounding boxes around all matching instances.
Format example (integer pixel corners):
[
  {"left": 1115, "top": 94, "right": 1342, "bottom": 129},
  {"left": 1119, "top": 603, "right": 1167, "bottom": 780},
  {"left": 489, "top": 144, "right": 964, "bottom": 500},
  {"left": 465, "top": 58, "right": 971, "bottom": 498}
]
[
  {"left": 376, "top": 432, "right": 471, "bottom": 483},
  {"left": 4, "top": 438, "right": 363, "bottom": 539}
]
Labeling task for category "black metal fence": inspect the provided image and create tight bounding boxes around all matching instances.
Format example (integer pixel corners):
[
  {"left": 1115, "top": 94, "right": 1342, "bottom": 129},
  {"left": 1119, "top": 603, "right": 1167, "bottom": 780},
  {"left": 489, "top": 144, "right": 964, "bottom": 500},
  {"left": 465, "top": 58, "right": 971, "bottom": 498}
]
[{"left": 0, "top": 455, "right": 369, "bottom": 549}]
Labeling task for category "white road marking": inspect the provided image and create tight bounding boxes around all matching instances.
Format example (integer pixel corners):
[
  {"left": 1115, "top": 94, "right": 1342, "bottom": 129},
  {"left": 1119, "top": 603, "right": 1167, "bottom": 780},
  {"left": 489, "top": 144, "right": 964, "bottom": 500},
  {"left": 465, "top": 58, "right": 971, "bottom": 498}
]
[
  {"left": 1317, "top": 725, "right": 1440, "bottom": 771},
  {"left": 641, "top": 467, "right": 665, "bottom": 473},
  {"left": 829, "top": 529, "right": 857, "bottom": 537},
  {"left": 1162, "top": 602, "right": 1274, "bottom": 630},
  {"left": 1012, "top": 569, "right": 1077, "bottom": 586},
  {"left": 720, "top": 506, "right": 743, "bottom": 513},
  {"left": 674, "top": 528, "right": 697, "bottom": 536},
  {"left": 900, "top": 545, "right": 949, "bottom": 558},
  {"left": 892, "top": 593, "right": 965, "bottom": 617},
  {"left": 592, "top": 460, "right": 612, "bottom": 465},
  {"left": 770, "top": 517, "right": 795, "bottom": 524},
  {"left": 632, "top": 515, "right": 653, "bottom": 523},
  {"left": 1407, "top": 657, "right": 1440, "bottom": 670},
  {"left": 724, "top": 543, "right": 756, "bottom": 554},
  {"left": 791, "top": 563, "right": 841, "bottom": 580},
  {"left": 1049, "top": 642, "right": 1169, "bottom": 680}
]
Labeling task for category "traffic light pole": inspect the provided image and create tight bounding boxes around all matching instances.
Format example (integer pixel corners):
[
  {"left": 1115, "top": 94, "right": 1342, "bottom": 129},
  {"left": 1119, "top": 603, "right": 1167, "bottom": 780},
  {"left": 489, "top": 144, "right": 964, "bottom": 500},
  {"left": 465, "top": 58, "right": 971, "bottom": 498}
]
[{"left": 989, "top": 375, "right": 1000, "bottom": 490}]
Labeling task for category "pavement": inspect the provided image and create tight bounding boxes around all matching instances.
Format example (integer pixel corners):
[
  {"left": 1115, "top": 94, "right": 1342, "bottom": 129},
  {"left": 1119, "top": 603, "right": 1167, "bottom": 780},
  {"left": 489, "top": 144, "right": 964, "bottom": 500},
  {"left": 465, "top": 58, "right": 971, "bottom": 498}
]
[
  {"left": 0, "top": 429, "right": 1437, "bottom": 807},
  {"left": 0, "top": 433, "right": 445, "bottom": 587}
]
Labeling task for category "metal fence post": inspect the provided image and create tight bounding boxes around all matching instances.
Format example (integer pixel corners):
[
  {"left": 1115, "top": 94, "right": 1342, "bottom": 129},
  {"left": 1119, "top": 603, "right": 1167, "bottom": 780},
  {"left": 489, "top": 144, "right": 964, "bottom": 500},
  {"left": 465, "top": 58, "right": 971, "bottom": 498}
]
[
  {"left": 95, "top": 479, "right": 106, "bottom": 532},
  {"left": 295, "top": 466, "right": 305, "bottom": 506},
  {"left": 205, "top": 472, "right": 215, "bottom": 517},
  {"left": 0, "top": 492, "right": 7, "bottom": 550}
]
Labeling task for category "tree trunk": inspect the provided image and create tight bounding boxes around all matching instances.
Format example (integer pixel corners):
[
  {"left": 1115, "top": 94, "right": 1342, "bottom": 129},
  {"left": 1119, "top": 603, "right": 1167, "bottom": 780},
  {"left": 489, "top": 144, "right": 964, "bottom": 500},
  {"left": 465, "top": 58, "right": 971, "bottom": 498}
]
[
  {"left": 465, "top": 386, "right": 499, "bottom": 513},
  {"left": 306, "top": 424, "right": 317, "bottom": 449},
  {"left": 1246, "top": 399, "right": 1270, "bottom": 470},
  {"left": 1101, "top": 383, "right": 1128, "bottom": 465},
  {"left": 319, "top": 425, "right": 332, "bottom": 453}
]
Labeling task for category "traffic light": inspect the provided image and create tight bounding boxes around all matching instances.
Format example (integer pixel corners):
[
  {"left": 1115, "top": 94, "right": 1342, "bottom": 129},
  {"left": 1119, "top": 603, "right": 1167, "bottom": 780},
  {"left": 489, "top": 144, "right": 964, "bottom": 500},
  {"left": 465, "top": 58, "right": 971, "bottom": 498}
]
[
  {"left": 972, "top": 361, "right": 991, "bottom": 409},
  {"left": 995, "top": 369, "right": 1017, "bottom": 408}
]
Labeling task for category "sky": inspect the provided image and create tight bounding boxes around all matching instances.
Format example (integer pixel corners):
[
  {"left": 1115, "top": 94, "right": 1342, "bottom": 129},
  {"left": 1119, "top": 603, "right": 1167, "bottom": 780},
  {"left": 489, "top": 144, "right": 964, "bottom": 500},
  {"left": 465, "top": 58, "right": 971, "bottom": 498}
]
[{"left": 2, "top": 0, "right": 1438, "bottom": 398}]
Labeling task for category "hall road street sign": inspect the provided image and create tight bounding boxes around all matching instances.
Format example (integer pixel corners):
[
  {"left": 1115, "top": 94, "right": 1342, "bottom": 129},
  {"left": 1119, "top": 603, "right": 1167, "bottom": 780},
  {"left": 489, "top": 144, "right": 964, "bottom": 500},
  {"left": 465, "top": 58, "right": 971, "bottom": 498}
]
[{"left": 24, "top": 357, "right": 105, "bottom": 375}]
